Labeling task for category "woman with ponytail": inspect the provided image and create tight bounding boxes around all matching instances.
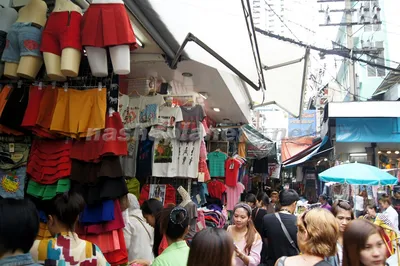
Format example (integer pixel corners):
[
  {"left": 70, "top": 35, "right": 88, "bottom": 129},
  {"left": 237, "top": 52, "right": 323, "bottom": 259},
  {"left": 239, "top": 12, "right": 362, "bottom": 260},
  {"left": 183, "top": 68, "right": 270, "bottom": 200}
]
[
  {"left": 227, "top": 203, "right": 262, "bottom": 266},
  {"left": 30, "top": 192, "right": 109, "bottom": 265},
  {"left": 151, "top": 206, "right": 190, "bottom": 266}
]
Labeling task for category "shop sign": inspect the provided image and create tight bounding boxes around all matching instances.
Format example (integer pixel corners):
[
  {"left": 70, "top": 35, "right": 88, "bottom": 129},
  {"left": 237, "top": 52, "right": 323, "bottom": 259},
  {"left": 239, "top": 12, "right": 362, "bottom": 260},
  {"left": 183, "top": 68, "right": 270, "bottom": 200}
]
[
  {"left": 268, "top": 163, "right": 281, "bottom": 179},
  {"left": 288, "top": 110, "right": 316, "bottom": 138}
]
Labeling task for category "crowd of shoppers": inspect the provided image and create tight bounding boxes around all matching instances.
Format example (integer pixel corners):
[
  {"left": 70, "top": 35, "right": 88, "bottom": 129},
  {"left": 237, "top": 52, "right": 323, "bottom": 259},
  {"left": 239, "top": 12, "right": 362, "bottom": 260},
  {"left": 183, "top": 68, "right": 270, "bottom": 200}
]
[{"left": 1, "top": 188, "right": 399, "bottom": 266}]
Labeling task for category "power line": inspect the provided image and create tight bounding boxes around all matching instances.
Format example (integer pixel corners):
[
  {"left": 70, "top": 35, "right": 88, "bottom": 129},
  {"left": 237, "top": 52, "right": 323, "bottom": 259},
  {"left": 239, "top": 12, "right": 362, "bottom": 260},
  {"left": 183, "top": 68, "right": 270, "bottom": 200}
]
[
  {"left": 264, "top": 0, "right": 368, "bottom": 99},
  {"left": 255, "top": 27, "right": 400, "bottom": 73}
]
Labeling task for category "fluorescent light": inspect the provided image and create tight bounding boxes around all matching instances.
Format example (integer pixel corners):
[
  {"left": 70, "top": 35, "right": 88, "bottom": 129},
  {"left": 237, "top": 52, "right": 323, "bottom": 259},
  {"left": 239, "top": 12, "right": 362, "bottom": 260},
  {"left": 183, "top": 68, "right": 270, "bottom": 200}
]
[
  {"left": 387, "top": 151, "right": 392, "bottom": 154},
  {"left": 199, "top": 92, "right": 208, "bottom": 99},
  {"left": 324, "top": 158, "right": 328, "bottom": 161},
  {"left": 396, "top": 151, "right": 400, "bottom": 155},
  {"left": 213, "top": 108, "right": 221, "bottom": 112},
  {"left": 136, "top": 37, "right": 144, "bottom": 48},
  {"left": 350, "top": 153, "right": 367, "bottom": 157},
  {"left": 378, "top": 151, "right": 382, "bottom": 154}
]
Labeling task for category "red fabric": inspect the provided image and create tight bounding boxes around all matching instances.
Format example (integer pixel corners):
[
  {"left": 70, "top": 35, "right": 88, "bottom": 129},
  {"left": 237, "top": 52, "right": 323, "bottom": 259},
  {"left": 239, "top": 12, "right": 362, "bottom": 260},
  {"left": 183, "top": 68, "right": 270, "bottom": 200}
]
[
  {"left": 70, "top": 112, "right": 127, "bottom": 162},
  {"left": 41, "top": 11, "right": 82, "bottom": 56},
  {"left": 81, "top": 4, "right": 137, "bottom": 50},
  {"left": 139, "top": 184, "right": 176, "bottom": 207},
  {"left": 35, "top": 86, "right": 59, "bottom": 137},
  {"left": 103, "top": 228, "right": 128, "bottom": 266},
  {"left": 79, "top": 230, "right": 119, "bottom": 253},
  {"left": 21, "top": 86, "right": 44, "bottom": 128},
  {"left": 225, "top": 158, "right": 241, "bottom": 187},
  {"left": 27, "top": 139, "right": 72, "bottom": 184},
  {"left": 207, "top": 180, "right": 226, "bottom": 200},
  {"left": 158, "top": 235, "right": 168, "bottom": 255}
]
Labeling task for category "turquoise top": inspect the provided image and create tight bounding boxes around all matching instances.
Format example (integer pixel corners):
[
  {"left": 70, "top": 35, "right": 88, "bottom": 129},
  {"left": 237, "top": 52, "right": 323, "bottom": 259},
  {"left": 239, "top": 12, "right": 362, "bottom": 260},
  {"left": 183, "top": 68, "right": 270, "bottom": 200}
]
[
  {"left": 151, "top": 241, "right": 190, "bottom": 266},
  {"left": 207, "top": 151, "right": 228, "bottom": 177}
]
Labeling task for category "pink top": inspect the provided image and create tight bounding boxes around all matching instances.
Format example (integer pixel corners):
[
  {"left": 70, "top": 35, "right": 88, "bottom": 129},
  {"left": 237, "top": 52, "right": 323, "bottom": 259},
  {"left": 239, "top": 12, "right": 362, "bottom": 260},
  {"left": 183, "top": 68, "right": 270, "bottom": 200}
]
[
  {"left": 225, "top": 182, "right": 245, "bottom": 211},
  {"left": 228, "top": 226, "right": 262, "bottom": 266}
]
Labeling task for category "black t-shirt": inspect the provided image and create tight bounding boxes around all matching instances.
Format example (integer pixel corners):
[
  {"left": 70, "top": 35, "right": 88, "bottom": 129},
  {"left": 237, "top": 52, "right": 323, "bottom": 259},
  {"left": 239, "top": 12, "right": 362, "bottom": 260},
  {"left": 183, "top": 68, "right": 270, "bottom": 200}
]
[
  {"left": 252, "top": 207, "right": 268, "bottom": 235},
  {"left": 262, "top": 213, "right": 298, "bottom": 265}
]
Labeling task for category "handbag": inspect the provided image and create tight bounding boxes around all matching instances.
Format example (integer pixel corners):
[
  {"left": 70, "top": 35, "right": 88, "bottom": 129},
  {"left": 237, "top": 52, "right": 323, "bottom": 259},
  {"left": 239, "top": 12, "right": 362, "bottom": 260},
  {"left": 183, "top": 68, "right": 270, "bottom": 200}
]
[{"left": 274, "top": 213, "right": 300, "bottom": 254}]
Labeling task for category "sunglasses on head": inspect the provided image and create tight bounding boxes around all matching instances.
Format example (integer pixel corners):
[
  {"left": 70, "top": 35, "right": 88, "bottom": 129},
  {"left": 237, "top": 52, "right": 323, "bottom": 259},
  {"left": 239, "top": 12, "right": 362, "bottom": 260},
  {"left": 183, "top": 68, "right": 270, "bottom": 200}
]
[
  {"left": 300, "top": 210, "right": 310, "bottom": 230},
  {"left": 337, "top": 199, "right": 351, "bottom": 209}
]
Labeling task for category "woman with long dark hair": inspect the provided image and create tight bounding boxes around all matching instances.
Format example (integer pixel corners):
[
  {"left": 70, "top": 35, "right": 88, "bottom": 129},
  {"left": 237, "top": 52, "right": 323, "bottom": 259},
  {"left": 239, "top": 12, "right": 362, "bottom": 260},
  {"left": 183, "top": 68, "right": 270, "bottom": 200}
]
[
  {"left": 227, "top": 203, "right": 262, "bottom": 266},
  {"left": 188, "top": 228, "right": 235, "bottom": 266},
  {"left": 343, "top": 219, "right": 389, "bottom": 266}
]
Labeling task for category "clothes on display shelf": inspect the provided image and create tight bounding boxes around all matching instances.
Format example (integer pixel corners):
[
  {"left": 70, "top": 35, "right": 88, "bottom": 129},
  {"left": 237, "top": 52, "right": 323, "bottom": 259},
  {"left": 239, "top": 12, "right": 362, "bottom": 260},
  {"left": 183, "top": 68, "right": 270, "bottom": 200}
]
[
  {"left": 139, "top": 183, "right": 177, "bottom": 207},
  {"left": 252, "top": 157, "right": 268, "bottom": 174},
  {"left": 139, "top": 95, "right": 165, "bottom": 128},
  {"left": 81, "top": 0, "right": 137, "bottom": 49},
  {"left": 207, "top": 150, "right": 228, "bottom": 177},
  {"left": 177, "top": 105, "right": 206, "bottom": 142},
  {"left": 136, "top": 134, "right": 154, "bottom": 183},
  {"left": 152, "top": 123, "right": 203, "bottom": 179},
  {"left": 198, "top": 206, "right": 227, "bottom": 229},
  {"left": 41, "top": 11, "right": 82, "bottom": 56},
  {"left": 207, "top": 179, "right": 226, "bottom": 200},
  {"left": 149, "top": 105, "right": 183, "bottom": 139},
  {"left": 120, "top": 129, "right": 140, "bottom": 178},
  {"left": 178, "top": 186, "right": 198, "bottom": 240},
  {"left": 126, "top": 177, "right": 141, "bottom": 199},
  {"left": 225, "top": 156, "right": 245, "bottom": 187},
  {"left": 118, "top": 93, "right": 141, "bottom": 129},
  {"left": 225, "top": 182, "right": 245, "bottom": 211},
  {"left": 190, "top": 181, "right": 207, "bottom": 207}
]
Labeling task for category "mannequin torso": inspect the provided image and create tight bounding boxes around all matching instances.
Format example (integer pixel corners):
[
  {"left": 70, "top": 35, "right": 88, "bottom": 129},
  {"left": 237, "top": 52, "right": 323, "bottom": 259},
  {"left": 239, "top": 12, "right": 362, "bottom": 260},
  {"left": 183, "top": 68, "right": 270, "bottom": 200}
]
[
  {"left": 16, "top": 0, "right": 47, "bottom": 26},
  {"left": 0, "top": 7, "right": 18, "bottom": 32},
  {"left": 43, "top": 0, "right": 82, "bottom": 80},
  {"left": 53, "top": 0, "right": 82, "bottom": 14}
]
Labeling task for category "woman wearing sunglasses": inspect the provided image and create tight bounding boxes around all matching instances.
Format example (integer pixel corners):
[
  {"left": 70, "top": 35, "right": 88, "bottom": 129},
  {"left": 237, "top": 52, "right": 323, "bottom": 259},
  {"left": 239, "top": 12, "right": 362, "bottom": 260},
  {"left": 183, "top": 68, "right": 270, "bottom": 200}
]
[
  {"left": 227, "top": 203, "right": 262, "bottom": 266},
  {"left": 275, "top": 208, "right": 338, "bottom": 266},
  {"left": 326, "top": 200, "right": 355, "bottom": 266},
  {"left": 343, "top": 219, "right": 390, "bottom": 266}
]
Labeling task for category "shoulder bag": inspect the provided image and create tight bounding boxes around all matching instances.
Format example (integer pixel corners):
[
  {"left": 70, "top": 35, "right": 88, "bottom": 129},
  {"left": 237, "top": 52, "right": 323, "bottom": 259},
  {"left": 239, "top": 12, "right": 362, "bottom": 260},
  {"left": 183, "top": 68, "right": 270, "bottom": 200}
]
[{"left": 274, "top": 213, "right": 300, "bottom": 254}]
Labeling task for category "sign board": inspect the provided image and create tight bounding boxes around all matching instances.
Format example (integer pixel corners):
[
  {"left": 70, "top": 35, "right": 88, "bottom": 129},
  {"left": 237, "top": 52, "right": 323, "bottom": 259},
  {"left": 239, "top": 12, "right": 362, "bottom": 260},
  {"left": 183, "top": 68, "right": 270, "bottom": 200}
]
[
  {"left": 268, "top": 163, "right": 281, "bottom": 179},
  {"left": 288, "top": 110, "right": 316, "bottom": 138}
]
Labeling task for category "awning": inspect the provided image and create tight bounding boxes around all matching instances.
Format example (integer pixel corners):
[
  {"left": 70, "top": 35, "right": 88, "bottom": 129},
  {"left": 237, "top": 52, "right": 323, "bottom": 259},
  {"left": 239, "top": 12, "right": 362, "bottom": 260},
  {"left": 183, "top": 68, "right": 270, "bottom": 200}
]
[
  {"left": 373, "top": 65, "right": 400, "bottom": 96},
  {"left": 336, "top": 117, "right": 400, "bottom": 143},
  {"left": 126, "top": 0, "right": 309, "bottom": 117},
  {"left": 241, "top": 124, "right": 275, "bottom": 159},
  {"left": 283, "top": 137, "right": 331, "bottom": 168}
]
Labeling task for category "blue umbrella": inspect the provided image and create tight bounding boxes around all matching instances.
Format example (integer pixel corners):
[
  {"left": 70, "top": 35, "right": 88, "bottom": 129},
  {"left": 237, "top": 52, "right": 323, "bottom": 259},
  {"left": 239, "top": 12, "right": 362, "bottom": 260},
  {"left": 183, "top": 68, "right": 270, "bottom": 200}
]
[{"left": 319, "top": 163, "right": 398, "bottom": 186}]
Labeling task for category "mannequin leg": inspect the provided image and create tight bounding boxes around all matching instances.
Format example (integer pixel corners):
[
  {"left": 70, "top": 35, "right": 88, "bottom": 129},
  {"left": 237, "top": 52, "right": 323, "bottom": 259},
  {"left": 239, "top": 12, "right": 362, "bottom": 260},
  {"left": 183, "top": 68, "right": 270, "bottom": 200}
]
[
  {"left": 61, "top": 48, "right": 81, "bottom": 77},
  {"left": 109, "top": 45, "right": 130, "bottom": 75},
  {"left": 43, "top": 52, "right": 66, "bottom": 81},
  {"left": 86, "top": 46, "right": 108, "bottom": 77},
  {"left": 3, "top": 62, "right": 19, "bottom": 79},
  {"left": 17, "top": 56, "right": 43, "bottom": 80}
]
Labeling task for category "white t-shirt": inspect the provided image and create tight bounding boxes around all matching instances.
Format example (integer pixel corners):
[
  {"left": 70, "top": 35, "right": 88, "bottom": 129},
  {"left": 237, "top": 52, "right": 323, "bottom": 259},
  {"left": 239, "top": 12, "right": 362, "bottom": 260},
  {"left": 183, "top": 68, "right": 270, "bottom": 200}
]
[
  {"left": 355, "top": 195, "right": 364, "bottom": 211},
  {"left": 139, "top": 95, "right": 165, "bottom": 127},
  {"left": 152, "top": 138, "right": 180, "bottom": 178},
  {"left": 118, "top": 94, "right": 141, "bottom": 129},
  {"left": 149, "top": 106, "right": 183, "bottom": 139},
  {"left": 384, "top": 205, "right": 399, "bottom": 230},
  {"left": 152, "top": 123, "right": 204, "bottom": 178}
]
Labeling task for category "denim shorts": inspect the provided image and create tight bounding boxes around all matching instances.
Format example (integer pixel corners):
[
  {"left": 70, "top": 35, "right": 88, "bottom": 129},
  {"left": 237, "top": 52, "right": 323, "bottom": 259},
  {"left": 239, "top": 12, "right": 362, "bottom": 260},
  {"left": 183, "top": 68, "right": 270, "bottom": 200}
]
[
  {"left": 1, "top": 22, "right": 43, "bottom": 63},
  {"left": 0, "top": 166, "right": 26, "bottom": 199}
]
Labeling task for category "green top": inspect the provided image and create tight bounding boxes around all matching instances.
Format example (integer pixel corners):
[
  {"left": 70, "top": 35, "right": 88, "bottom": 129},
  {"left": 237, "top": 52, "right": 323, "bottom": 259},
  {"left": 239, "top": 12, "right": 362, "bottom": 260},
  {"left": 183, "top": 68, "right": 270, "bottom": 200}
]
[
  {"left": 151, "top": 241, "right": 190, "bottom": 266},
  {"left": 207, "top": 151, "right": 228, "bottom": 177}
]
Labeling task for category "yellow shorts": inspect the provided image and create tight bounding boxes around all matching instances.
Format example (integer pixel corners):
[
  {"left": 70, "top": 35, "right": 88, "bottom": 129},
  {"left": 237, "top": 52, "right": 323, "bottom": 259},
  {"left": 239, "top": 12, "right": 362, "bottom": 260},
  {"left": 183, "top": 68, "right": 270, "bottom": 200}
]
[{"left": 50, "top": 88, "right": 106, "bottom": 138}]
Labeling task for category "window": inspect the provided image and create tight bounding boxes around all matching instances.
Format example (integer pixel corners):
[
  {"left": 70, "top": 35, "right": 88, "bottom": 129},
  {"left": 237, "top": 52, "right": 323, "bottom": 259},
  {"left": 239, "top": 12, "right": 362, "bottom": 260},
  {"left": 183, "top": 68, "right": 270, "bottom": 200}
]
[{"left": 367, "top": 41, "right": 385, "bottom": 77}]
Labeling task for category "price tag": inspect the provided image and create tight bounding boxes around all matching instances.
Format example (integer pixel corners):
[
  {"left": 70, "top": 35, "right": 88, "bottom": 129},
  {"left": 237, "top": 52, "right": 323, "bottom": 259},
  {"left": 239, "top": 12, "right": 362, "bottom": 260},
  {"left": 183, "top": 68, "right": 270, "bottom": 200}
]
[
  {"left": 9, "top": 143, "right": 14, "bottom": 153},
  {"left": 198, "top": 172, "right": 205, "bottom": 182},
  {"left": 196, "top": 194, "right": 201, "bottom": 203}
]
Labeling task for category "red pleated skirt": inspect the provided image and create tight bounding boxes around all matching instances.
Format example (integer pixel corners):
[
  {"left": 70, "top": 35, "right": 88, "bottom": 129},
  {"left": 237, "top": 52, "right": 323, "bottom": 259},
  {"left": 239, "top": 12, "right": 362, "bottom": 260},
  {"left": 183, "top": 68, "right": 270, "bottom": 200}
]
[{"left": 81, "top": 3, "right": 137, "bottom": 50}]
